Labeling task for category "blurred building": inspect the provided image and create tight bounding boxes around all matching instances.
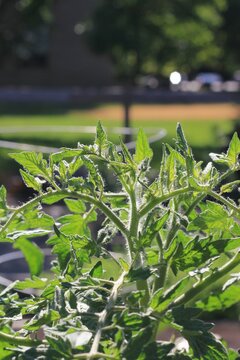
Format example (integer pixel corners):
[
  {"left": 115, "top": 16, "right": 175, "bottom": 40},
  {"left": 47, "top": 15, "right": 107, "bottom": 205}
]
[{"left": 0, "top": 0, "right": 113, "bottom": 87}]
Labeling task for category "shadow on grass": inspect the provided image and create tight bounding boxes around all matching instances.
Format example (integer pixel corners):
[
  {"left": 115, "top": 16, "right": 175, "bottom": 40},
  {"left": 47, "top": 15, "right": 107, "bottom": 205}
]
[{"left": 0, "top": 102, "right": 103, "bottom": 116}]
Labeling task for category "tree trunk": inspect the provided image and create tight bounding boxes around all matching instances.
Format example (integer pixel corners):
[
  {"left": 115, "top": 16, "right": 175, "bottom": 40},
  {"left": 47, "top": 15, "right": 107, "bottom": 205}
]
[{"left": 123, "top": 86, "right": 132, "bottom": 144}]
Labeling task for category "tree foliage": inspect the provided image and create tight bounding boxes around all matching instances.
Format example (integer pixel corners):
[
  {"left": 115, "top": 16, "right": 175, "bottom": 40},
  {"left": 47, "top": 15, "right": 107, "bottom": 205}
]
[
  {"left": 221, "top": 0, "right": 240, "bottom": 73},
  {"left": 0, "top": 0, "right": 52, "bottom": 65},
  {"left": 86, "top": 0, "right": 227, "bottom": 81},
  {"left": 0, "top": 123, "right": 240, "bottom": 358}
]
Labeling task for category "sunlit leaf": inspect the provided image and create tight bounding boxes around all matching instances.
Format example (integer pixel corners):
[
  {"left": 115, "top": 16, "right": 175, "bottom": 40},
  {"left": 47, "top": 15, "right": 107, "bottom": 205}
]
[
  {"left": 134, "top": 129, "right": 153, "bottom": 164},
  {"left": 10, "top": 151, "right": 49, "bottom": 179},
  {"left": 14, "top": 237, "right": 44, "bottom": 276}
]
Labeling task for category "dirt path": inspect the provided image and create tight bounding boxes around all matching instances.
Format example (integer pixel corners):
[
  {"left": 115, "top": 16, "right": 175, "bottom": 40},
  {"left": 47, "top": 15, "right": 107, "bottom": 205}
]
[{"left": 86, "top": 103, "right": 240, "bottom": 121}]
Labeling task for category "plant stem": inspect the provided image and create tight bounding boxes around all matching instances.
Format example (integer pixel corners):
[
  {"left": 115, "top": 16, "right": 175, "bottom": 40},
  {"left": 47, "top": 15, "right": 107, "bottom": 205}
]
[
  {"left": 169, "top": 251, "right": 240, "bottom": 309},
  {"left": 139, "top": 187, "right": 191, "bottom": 218},
  {"left": 0, "top": 331, "right": 41, "bottom": 347},
  {"left": 129, "top": 188, "right": 150, "bottom": 305},
  {"left": 139, "top": 167, "right": 235, "bottom": 220},
  {"left": 185, "top": 193, "right": 205, "bottom": 216},
  {"left": 165, "top": 204, "right": 177, "bottom": 249},
  {"left": 69, "top": 191, "right": 129, "bottom": 238},
  {"left": 153, "top": 260, "right": 168, "bottom": 293},
  {"left": 129, "top": 189, "right": 138, "bottom": 257},
  {"left": 87, "top": 271, "right": 126, "bottom": 360},
  {"left": 0, "top": 190, "right": 129, "bottom": 240},
  {"left": 208, "top": 189, "right": 240, "bottom": 215},
  {"left": 153, "top": 234, "right": 167, "bottom": 292},
  {"left": 74, "top": 353, "right": 115, "bottom": 359}
]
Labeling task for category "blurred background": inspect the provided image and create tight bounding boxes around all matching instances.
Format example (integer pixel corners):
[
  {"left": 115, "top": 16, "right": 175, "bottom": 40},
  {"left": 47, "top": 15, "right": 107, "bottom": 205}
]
[
  {"left": 0, "top": 0, "right": 240, "bottom": 179},
  {"left": 1, "top": 0, "right": 240, "bottom": 345}
]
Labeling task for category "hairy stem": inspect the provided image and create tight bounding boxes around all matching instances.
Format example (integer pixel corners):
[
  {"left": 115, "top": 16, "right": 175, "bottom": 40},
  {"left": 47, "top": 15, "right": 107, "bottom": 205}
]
[
  {"left": 169, "top": 251, "right": 240, "bottom": 309},
  {"left": 153, "top": 260, "right": 168, "bottom": 294},
  {"left": 129, "top": 190, "right": 138, "bottom": 257},
  {"left": 129, "top": 189, "right": 150, "bottom": 305},
  {"left": 139, "top": 187, "right": 191, "bottom": 218},
  {"left": 208, "top": 189, "right": 240, "bottom": 216},
  {"left": 153, "top": 234, "right": 167, "bottom": 292},
  {"left": 0, "top": 190, "right": 129, "bottom": 239},
  {"left": 140, "top": 167, "right": 235, "bottom": 220},
  {"left": 74, "top": 353, "right": 115, "bottom": 359},
  {"left": 0, "top": 331, "right": 41, "bottom": 347},
  {"left": 87, "top": 271, "right": 126, "bottom": 359}
]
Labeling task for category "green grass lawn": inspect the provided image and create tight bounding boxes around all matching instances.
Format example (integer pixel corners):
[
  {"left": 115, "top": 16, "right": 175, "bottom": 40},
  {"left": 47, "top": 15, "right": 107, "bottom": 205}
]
[
  {"left": 0, "top": 104, "right": 235, "bottom": 148},
  {"left": 0, "top": 102, "right": 237, "bottom": 175}
]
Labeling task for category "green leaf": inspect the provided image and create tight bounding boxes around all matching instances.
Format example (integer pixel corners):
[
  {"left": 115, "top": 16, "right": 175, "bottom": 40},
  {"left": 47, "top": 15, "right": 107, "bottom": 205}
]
[
  {"left": 7, "top": 229, "right": 51, "bottom": 241},
  {"left": 50, "top": 148, "right": 83, "bottom": 163},
  {"left": 13, "top": 237, "right": 44, "bottom": 276},
  {"left": 64, "top": 199, "right": 86, "bottom": 213},
  {"left": 58, "top": 160, "right": 68, "bottom": 181},
  {"left": 58, "top": 214, "right": 91, "bottom": 237},
  {"left": 226, "top": 132, "right": 240, "bottom": 168},
  {"left": 68, "top": 157, "right": 83, "bottom": 176},
  {"left": 49, "top": 228, "right": 72, "bottom": 271},
  {"left": 95, "top": 121, "right": 108, "bottom": 155},
  {"left": 166, "top": 143, "right": 186, "bottom": 165},
  {"left": 0, "top": 327, "right": 14, "bottom": 359},
  {"left": 209, "top": 152, "right": 229, "bottom": 166},
  {"left": 188, "top": 201, "right": 232, "bottom": 232},
  {"left": 186, "top": 332, "right": 228, "bottom": 360},
  {"left": 119, "top": 257, "right": 130, "bottom": 271},
  {"left": 89, "top": 261, "right": 103, "bottom": 278},
  {"left": 123, "top": 326, "right": 153, "bottom": 359},
  {"left": 49, "top": 225, "right": 91, "bottom": 271},
  {"left": 166, "top": 151, "right": 176, "bottom": 188},
  {"left": 66, "top": 331, "right": 92, "bottom": 347},
  {"left": 170, "top": 306, "right": 228, "bottom": 359},
  {"left": 150, "top": 277, "right": 189, "bottom": 312},
  {"left": 210, "top": 133, "right": 240, "bottom": 169},
  {"left": 196, "top": 284, "right": 240, "bottom": 312},
  {"left": 20, "top": 169, "right": 43, "bottom": 192},
  {"left": 83, "top": 156, "right": 104, "bottom": 190},
  {"left": 171, "top": 306, "right": 213, "bottom": 333},
  {"left": 134, "top": 129, "right": 153, "bottom": 164},
  {"left": 14, "top": 276, "right": 48, "bottom": 290},
  {"left": 220, "top": 180, "right": 240, "bottom": 194},
  {"left": 145, "top": 248, "right": 159, "bottom": 266},
  {"left": 188, "top": 176, "right": 205, "bottom": 190},
  {"left": 171, "top": 236, "right": 240, "bottom": 272},
  {"left": 138, "top": 341, "right": 175, "bottom": 360},
  {"left": 10, "top": 151, "right": 49, "bottom": 179},
  {"left": 117, "top": 311, "right": 150, "bottom": 331},
  {"left": 140, "top": 210, "right": 169, "bottom": 247},
  {"left": 126, "top": 291, "right": 146, "bottom": 307},
  {"left": 127, "top": 267, "right": 152, "bottom": 282},
  {"left": 196, "top": 274, "right": 240, "bottom": 311},
  {"left": 25, "top": 309, "right": 60, "bottom": 331},
  {"left": 119, "top": 138, "right": 135, "bottom": 165},
  {"left": 18, "top": 208, "right": 54, "bottom": 230},
  {"left": 42, "top": 193, "right": 68, "bottom": 205},
  {"left": 0, "top": 185, "right": 7, "bottom": 216},
  {"left": 176, "top": 123, "right": 189, "bottom": 153},
  {"left": 228, "top": 349, "right": 240, "bottom": 360},
  {"left": 45, "top": 335, "right": 72, "bottom": 358}
]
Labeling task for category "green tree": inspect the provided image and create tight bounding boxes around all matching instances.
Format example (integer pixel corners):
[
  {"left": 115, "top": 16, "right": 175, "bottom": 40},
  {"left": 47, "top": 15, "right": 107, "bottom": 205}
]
[
  {"left": 221, "top": 0, "right": 240, "bottom": 74},
  {"left": 0, "top": 0, "right": 52, "bottom": 66},
  {"left": 86, "top": 0, "right": 226, "bottom": 132}
]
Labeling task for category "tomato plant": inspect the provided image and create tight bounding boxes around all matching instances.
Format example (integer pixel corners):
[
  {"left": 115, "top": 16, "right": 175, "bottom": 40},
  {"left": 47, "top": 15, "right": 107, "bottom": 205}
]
[{"left": 0, "top": 123, "right": 240, "bottom": 359}]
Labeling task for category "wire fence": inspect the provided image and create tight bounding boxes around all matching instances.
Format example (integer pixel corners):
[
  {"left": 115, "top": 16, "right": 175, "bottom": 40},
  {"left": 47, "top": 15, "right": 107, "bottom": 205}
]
[{"left": 0, "top": 126, "right": 166, "bottom": 153}]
